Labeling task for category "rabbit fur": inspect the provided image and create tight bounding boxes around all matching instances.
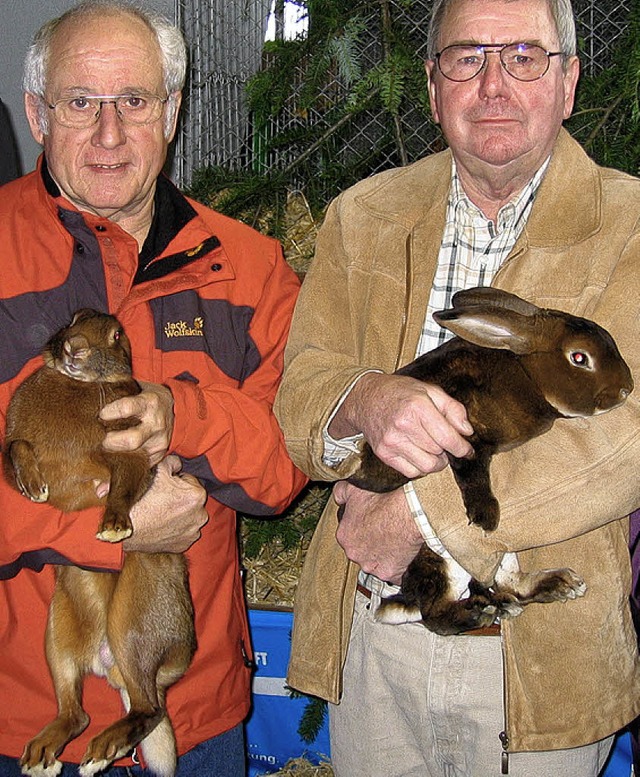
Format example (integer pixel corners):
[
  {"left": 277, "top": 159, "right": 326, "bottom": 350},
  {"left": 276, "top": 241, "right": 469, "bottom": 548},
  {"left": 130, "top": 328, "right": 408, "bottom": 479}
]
[
  {"left": 4, "top": 309, "right": 195, "bottom": 777},
  {"left": 347, "top": 287, "right": 633, "bottom": 635}
]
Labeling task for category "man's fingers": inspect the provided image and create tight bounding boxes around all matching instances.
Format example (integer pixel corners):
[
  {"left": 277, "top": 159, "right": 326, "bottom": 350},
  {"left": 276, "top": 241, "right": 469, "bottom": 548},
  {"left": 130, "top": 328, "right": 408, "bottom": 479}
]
[
  {"left": 99, "top": 395, "right": 143, "bottom": 421},
  {"left": 93, "top": 479, "right": 110, "bottom": 499},
  {"left": 386, "top": 448, "right": 449, "bottom": 479},
  {"left": 164, "top": 453, "right": 183, "bottom": 476}
]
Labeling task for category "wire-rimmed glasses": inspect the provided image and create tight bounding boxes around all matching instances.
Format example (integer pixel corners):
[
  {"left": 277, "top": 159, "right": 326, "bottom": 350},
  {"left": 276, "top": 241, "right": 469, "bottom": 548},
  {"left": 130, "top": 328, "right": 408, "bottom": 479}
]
[
  {"left": 435, "top": 43, "right": 564, "bottom": 82},
  {"left": 46, "top": 93, "right": 168, "bottom": 128}
]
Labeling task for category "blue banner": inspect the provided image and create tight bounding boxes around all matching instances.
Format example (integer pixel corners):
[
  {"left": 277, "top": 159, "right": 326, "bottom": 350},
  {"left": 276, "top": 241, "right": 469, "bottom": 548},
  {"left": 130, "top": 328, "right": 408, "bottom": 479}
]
[
  {"left": 602, "top": 732, "right": 632, "bottom": 777},
  {"left": 245, "top": 608, "right": 331, "bottom": 776}
]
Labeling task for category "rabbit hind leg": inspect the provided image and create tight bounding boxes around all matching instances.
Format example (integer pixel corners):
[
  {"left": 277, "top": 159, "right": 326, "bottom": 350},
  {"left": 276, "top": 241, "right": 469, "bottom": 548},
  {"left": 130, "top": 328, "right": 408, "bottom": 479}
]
[
  {"left": 80, "top": 555, "right": 193, "bottom": 777},
  {"left": 494, "top": 552, "right": 587, "bottom": 605},
  {"left": 20, "top": 572, "right": 102, "bottom": 775},
  {"left": 376, "top": 544, "right": 500, "bottom": 635}
]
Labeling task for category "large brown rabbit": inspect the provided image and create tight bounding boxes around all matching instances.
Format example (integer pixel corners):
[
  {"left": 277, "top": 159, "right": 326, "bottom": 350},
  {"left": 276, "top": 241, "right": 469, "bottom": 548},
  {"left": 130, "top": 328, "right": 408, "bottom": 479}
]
[
  {"left": 347, "top": 287, "right": 634, "bottom": 635},
  {"left": 3, "top": 309, "right": 196, "bottom": 777}
]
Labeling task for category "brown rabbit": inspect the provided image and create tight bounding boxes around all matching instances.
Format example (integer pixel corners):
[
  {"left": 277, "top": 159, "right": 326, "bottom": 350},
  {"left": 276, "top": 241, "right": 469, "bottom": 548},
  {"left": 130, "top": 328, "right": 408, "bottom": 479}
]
[
  {"left": 347, "top": 288, "right": 634, "bottom": 635},
  {"left": 3, "top": 309, "right": 196, "bottom": 777}
]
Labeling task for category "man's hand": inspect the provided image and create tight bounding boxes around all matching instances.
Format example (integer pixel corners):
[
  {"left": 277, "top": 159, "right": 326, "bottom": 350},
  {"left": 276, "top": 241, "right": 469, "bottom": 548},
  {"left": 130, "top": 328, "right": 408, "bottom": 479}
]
[
  {"left": 123, "top": 455, "right": 208, "bottom": 553},
  {"left": 100, "top": 380, "right": 174, "bottom": 466},
  {"left": 333, "top": 480, "right": 425, "bottom": 585},
  {"left": 329, "top": 372, "right": 473, "bottom": 480}
]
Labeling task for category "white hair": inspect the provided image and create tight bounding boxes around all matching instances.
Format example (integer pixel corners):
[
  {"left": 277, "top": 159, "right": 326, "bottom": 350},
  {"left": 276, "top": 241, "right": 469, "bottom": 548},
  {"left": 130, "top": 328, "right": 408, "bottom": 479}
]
[
  {"left": 23, "top": 0, "right": 187, "bottom": 138},
  {"left": 426, "top": 0, "right": 578, "bottom": 62}
]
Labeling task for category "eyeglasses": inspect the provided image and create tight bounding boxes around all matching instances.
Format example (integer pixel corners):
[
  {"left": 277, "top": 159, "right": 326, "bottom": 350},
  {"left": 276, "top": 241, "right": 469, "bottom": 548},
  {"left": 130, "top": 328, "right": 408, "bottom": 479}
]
[
  {"left": 46, "top": 93, "right": 168, "bottom": 128},
  {"left": 435, "top": 43, "right": 564, "bottom": 82}
]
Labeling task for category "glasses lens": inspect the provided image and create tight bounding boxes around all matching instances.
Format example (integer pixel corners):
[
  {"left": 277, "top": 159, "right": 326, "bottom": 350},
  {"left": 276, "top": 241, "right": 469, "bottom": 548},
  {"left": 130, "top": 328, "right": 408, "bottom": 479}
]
[
  {"left": 52, "top": 94, "right": 165, "bottom": 128},
  {"left": 53, "top": 96, "right": 99, "bottom": 127},
  {"left": 500, "top": 44, "right": 550, "bottom": 81},
  {"left": 437, "top": 45, "right": 486, "bottom": 82},
  {"left": 115, "top": 94, "right": 165, "bottom": 125}
]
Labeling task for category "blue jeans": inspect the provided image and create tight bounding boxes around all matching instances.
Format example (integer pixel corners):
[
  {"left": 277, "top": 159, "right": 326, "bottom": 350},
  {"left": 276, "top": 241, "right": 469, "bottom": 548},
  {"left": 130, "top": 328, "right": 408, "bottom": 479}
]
[{"left": 0, "top": 724, "right": 246, "bottom": 777}]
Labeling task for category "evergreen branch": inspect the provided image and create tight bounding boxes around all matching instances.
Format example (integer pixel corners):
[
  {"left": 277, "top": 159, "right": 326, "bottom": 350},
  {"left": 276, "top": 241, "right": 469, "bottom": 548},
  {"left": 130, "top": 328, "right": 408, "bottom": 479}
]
[
  {"left": 380, "top": 0, "right": 407, "bottom": 164},
  {"left": 287, "top": 689, "right": 328, "bottom": 744},
  {"left": 584, "top": 93, "right": 625, "bottom": 150},
  {"left": 282, "top": 87, "right": 379, "bottom": 174}
]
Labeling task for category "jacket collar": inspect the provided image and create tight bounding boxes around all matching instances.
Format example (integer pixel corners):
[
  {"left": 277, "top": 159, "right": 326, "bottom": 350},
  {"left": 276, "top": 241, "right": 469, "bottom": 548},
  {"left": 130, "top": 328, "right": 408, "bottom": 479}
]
[
  {"left": 354, "top": 128, "right": 601, "bottom": 247},
  {"left": 36, "top": 155, "right": 220, "bottom": 285}
]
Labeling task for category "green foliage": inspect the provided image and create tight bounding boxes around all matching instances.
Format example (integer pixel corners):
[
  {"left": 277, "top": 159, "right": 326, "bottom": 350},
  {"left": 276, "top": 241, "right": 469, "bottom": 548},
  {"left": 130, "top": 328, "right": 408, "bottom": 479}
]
[
  {"left": 288, "top": 688, "right": 329, "bottom": 744},
  {"left": 246, "top": 39, "right": 305, "bottom": 120},
  {"left": 243, "top": 0, "right": 435, "bottom": 201},
  {"left": 241, "top": 484, "right": 331, "bottom": 560},
  {"left": 567, "top": 10, "right": 640, "bottom": 175},
  {"left": 327, "top": 17, "right": 366, "bottom": 88},
  {"left": 183, "top": 165, "right": 292, "bottom": 241}
]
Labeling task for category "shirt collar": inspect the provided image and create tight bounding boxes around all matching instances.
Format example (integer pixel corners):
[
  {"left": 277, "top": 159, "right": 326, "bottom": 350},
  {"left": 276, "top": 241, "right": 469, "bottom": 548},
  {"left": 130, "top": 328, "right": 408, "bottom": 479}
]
[{"left": 449, "top": 156, "right": 550, "bottom": 233}]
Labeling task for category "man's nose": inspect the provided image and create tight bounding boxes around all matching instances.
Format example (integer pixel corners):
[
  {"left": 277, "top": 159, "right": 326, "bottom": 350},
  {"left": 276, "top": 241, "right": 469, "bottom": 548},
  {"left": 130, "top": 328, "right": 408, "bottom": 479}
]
[
  {"left": 91, "top": 102, "right": 127, "bottom": 147},
  {"left": 477, "top": 52, "right": 512, "bottom": 97}
]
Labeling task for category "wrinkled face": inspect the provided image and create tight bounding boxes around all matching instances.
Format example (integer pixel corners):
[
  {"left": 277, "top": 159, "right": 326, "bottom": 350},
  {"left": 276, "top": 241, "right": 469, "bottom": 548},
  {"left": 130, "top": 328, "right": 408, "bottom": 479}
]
[
  {"left": 425, "top": 0, "right": 579, "bottom": 178},
  {"left": 25, "top": 11, "right": 180, "bottom": 224}
]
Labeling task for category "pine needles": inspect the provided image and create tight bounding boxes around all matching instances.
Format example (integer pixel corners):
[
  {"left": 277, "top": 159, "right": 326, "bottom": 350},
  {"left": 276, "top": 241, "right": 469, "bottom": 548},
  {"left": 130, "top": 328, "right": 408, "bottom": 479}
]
[{"left": 568, "top": 9, "right": 640, "bottom": 175}]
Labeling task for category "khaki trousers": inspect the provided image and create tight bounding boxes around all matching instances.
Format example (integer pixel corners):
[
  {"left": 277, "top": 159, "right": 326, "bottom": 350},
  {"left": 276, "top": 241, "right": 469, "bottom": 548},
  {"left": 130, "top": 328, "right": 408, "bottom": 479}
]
[{"left": 329, "top": 590, "right": 613, "bottom": 777}]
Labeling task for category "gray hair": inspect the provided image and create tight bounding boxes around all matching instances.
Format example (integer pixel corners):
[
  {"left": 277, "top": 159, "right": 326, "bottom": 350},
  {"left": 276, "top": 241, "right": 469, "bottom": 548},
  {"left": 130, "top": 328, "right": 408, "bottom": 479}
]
[
  {"left": 426, "top": 0, "right": 577, "bottom": 61},
  {"left": 23, "top": 0, "right": 187, "bottom": 137}
]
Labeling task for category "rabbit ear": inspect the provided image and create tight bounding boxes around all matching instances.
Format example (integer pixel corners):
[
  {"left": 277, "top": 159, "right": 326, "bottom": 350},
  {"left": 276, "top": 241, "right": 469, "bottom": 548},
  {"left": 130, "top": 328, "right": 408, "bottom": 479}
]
[
  {"left": 451, "top": 287, "right": 540, "bottom": 317},
  {"left": 434, "top": 307, "right": 539, "bottom": 354}
]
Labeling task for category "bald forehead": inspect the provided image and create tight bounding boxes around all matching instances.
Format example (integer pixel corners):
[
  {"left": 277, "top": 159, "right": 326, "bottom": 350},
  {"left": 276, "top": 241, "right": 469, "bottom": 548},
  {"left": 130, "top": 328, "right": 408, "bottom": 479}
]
[
  {"left": 437, "top": 0, "right": 559, "bottom": 48},
  {"left": 49, "top": 10, "right": 162, "bottom": 68},
  {"left": 46, "top": 10, "right": 164, "bottom": 93}
]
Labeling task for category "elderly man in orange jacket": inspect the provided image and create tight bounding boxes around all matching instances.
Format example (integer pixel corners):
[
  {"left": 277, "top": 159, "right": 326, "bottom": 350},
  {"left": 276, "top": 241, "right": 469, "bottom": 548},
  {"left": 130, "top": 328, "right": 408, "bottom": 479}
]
[{"left": 0, "top": 2, "right": 306, "bottom": 775}]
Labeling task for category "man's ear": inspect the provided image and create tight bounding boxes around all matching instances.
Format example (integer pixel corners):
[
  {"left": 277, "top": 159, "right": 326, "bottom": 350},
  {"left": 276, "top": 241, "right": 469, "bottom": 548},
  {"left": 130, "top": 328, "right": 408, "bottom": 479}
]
[
  {"left": 562, "top": 55, "right": 580, "bottom": 120},
  {"left": 424, "top": 60, "right": 440, "bottom": 125},
  {"left": 24, "top": 93, "right": 46, "bottom": 145},
  {"left": 165, "top": 91, "right": 182, "bottom": 142}
]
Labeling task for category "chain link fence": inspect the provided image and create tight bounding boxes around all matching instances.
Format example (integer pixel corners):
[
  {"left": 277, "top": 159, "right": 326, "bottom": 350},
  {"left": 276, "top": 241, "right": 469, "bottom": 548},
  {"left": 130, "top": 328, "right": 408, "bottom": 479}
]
[{"left": 174, "top": 0, "right": 633, "bottom": 192}]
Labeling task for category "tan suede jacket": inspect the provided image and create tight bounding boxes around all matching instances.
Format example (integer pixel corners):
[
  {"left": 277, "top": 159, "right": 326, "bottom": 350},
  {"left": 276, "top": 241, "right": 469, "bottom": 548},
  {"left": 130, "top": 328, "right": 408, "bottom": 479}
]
[{"left": 274, "top": 129, "right": 640, "bottom": 752}]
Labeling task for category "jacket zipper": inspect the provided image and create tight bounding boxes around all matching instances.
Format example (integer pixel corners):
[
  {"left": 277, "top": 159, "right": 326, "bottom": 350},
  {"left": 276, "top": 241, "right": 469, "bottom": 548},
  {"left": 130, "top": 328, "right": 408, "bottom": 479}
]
[
  {"left": 499, "top": 631, "right": 509, "bottom": 773},
  {"left": 499, "top": 730, "right": 509, "bottom": 774},
  {"left": 240, "top": 638, "right": 254, "bottom": 669}
]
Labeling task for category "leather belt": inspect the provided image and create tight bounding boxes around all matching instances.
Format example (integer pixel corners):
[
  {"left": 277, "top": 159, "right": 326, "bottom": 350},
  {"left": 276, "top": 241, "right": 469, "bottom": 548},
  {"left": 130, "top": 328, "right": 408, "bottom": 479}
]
[{"left": 356, "top": 583, "right": 501, "bottom": 636}]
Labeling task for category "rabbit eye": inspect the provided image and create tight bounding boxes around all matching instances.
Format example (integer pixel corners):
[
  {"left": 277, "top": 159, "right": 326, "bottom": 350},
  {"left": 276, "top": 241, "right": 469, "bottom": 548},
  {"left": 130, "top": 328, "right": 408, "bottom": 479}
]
[
  {"left": 113, "top": 329, "right": 122, "bottom": 342},
  {"left": 570, "top": 350, "right": 590, "bottom": 368}
]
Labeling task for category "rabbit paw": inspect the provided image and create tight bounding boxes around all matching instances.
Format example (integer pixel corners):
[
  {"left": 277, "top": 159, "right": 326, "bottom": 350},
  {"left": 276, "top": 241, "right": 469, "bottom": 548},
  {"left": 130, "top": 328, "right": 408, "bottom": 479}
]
[
  {"left": 96, "top": 510, "right": 133, "bottom": 543},
  {"left": 527, "top": 568, "right": 587, "bottom": 603},
  {"left": 375, "top": 598, "right": 423, "bottom": 625},
  {"left": 20, "top": 763, "right": 63, "bottom": 777},
  {"left": 9, "top": 440, "right": 50, "bottom": 503},
  {"left": 492, "top": 592, "right": 524, "bottom": 619},
  {"left": 17, "top": 476, "right": 49, "bottom": 504},
  {"left": 79, "top": 759, "right": 113, "bottom": 777},
  {"left": 80, "top": 728, "right": 136, "bottom": 776},
  {"left": 467, "top": 499, "right": 500, "bottom": 532}
]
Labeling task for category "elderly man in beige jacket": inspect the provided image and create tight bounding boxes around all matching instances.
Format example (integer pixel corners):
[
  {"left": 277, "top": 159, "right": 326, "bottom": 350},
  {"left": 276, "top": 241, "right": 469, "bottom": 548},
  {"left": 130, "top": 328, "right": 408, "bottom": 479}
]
[{"left": 275, "top": 0, "right": 640, "bottom": 775}]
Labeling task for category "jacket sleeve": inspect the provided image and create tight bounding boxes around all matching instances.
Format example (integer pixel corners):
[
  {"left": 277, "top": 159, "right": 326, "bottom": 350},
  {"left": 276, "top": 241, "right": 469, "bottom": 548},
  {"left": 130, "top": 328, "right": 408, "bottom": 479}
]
[
  {"left": 0, "top": 368, "right": 123, "bottom": 576},
  {"left": 274, "top": 195, "right": 397, "bottom": 482},
  {"left": 420, "top": 234, "right": 640, "bottom": 582},
  {"left": 167, "top": 245, "right": 308, "bottom": 514}
]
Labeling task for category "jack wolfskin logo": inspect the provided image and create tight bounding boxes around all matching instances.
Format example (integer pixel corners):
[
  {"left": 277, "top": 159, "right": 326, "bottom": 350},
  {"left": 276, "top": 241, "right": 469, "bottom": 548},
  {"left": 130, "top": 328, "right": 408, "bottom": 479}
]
[{"left": 164, "top": 317, "right": 204, "bottom": 338}]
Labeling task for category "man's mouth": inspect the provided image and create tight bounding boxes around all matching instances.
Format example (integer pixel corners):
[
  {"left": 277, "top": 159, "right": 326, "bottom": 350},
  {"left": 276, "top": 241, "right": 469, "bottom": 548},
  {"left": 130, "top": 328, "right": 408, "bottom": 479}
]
[{"left": 89, "top": 163, "right": 127, "bottom": 170}]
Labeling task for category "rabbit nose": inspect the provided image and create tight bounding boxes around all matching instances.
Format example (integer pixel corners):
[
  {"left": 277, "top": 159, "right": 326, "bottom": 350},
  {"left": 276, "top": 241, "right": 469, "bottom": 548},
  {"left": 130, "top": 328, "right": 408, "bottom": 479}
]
[{"left": 65, "top": 335, "right": 90, "bottom": 360}]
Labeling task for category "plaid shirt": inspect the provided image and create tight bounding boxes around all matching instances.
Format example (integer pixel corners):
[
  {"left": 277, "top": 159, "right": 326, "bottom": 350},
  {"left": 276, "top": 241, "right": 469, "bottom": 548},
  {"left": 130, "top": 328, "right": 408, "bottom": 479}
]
[
  {"left": 418, "top": 158, "right": 548, "bottom": 353},
  {"left": 368, "top": 157, "right": 549, "bottom": 598}
]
